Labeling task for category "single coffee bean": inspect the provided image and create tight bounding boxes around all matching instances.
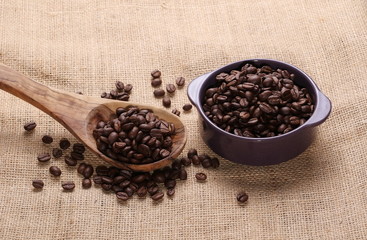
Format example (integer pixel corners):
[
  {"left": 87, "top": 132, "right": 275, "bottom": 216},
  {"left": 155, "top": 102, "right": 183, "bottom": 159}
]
[
  {"left": 148, "top": 184, "right": 159, "bottom": 195},
  {"left": 61, "top": 181, "right": 75, "bottom": 191},
  {"left": 236, "top": 192, "right": 249, "bottom": 203},
  {"left": 151, "top": 191, "right": 164, "bottom": 201},
  {"left": 164, "top": 179, "right": 176, "bottom": 189},
  {"left": 24, "top": 121, "right": 37, "bottom": 131},
  {"left": 124, "top": 84, "right": 133, "bottom": 93},
  {"left": 83, "top": 165, "right": 94, "bottom": 178},
  {"left": 211, "top": 157, "right": 220, "bottom": 168},
  {"left": 115, "top": 81, "right": 125, "bottom": 91},
  {"left": 49, "top": 166, "right": 62, "bottom": 176},
  {"left": 195, "top": 172, "right": 207, "bottom": 181},
  {"left": 52, "top": 148, "right": 63, "bottom": 158},
  {"left": 153, "top": 89, "right": 165, "bottom": 97},
  {"left": 201, "top": 158, "right": 212, "bottom": 168},
  {"left": 32, "top": 180, "right": 44, "bottom": 189},
  {"left": 73, "top": 143, "right": 85, "bottom": 154},
  {"left": 42, "top": 135, "right": 53, "bottom": 144},
  {"left": 136, "top": 186, "right": 148, "bottom": 198},
  {"left": 166, "top": 188, "right": 175, "bottom": 197},
  {"left": 37, "top": 153, "right": 51, "bottom": 162},
  {"left": 151, "top": 78, "right": 162, "bottom": 87},
  {"left": 187, "top": 149, "right": 198, "bottom": 158},
  {"left": 179, "top": 169, "right": 187, "bottom": 180},
  {"left": 59, "top": 138, "right": 71, "bottom": 150},
  {"left": 191, "top": 155, "right": 200, "bottom": 165},
  {"left": 166, "top": 84, "right": 176, "bottom": 93},
  {"left": 77, "top": 163, "right": 87, "bottom": 175},
  {"left": 71, "top": 151, "right": 84, "bottom": 160},
  {"left": 181, "top": 157, "right": 191, "bottom": 166},
  {"left": 93, "top": 176, "right": 103, "bottom": 184},
  {"left": 182, "top": 104, "right": 192, "bottom": 111},
  {"left": 116, "top": 191, "right": 129, "bottom": 201},
  {"left": 151, "top": 70, "right": 161, "bottom": 78},
  {"left": 82, "top": 178, "right": 92, "bottom": 188},
  {"left": 172, "top": 108, "right": 180, "bottom": 116},
  {"left": 162, "top": 96, "right": 171, "bottom": 108},
  {"left": 175, "top": 77, "right": 185, "bottom": 87}
]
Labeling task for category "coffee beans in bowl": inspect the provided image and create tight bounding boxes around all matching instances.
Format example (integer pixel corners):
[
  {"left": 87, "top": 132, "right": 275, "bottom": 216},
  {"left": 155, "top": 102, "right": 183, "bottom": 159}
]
[{"left": 188, "top": 59, "right": 332, "bottom": 165}]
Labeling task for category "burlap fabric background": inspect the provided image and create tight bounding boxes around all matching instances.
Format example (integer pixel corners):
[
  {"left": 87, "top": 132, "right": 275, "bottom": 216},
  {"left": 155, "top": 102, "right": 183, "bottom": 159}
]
[{"left": 0, "top": 0, "right": 366, "bottom": 239}]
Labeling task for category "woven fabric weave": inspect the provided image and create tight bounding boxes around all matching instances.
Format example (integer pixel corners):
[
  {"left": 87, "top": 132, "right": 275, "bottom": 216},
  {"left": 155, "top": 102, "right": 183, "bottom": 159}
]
[{"left": 0, "top": 0, "right": 366, "bottom": 239}]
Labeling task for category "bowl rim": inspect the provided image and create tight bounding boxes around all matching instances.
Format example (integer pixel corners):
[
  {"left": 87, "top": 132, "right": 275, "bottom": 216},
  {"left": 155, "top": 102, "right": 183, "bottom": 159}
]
[{"left": 193, "top": 58, "right": 329, "bottom": 142}]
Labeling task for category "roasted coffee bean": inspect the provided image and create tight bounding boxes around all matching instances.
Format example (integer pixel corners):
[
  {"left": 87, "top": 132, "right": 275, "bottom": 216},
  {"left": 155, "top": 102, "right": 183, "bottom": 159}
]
[
  {"left": 166, "top": 84, "right": 176, "bottom": 94},
  {"left": 137, "top": 186, "right": 148, "bottom": 197},
  {"left": 187, "top": 148, "right": 198, "bottom": 158},
  {"left": 131, "top": 173, "right": 146, "bottom": 183},
  {"left": 211, "top": 157, "right": 220, "bottom": 168},
  {"left": 83, "top": 165, "right": 94, "bottom": 178},
  {"left": 164, "top": 179, "right": 176, "bottom": 189},
  {"left": 82, "top": 178, "right": 92, "bottom": 188},
  {"left": 42, "top": 135, "right": 53, "bottom": 144},
  {"left": 148, "top": 184, "right": 159, "bottom": 195},
  {"left": 24, "top": 121, "right": 37, "bottom": 131},
  {"left": 52, "top": 148, "right": 63, "bottom": 158},
  {"left": 152, "top": 170, "right": 166, "bottom": 183},
  {"left": 49, "top": 166, "right": 62, "bottom": 176},
  {"left": 236, "top": 192, "right": 249, "bottom": 203},
  {"left": 182, "top": 104, "right": 192, "bottom": 111},
  {"left": 93, "top": 176, "right": 103, "bottom": 184},
  {"left": 172, "top": 108, "right": 180, "bottom": 116},
  {"left": 175, "top": 77, "right": 185, "bottom": 87},
  {"left": 162, "top": 96, "right": 171, "bottom": 108},
  {"left": 181, "top": 157, "right": 191, "bottom": 166},
  {"left": 195, "top": 172, "right": 207, "bottom": 181},
  {"left": 191, "top": 155, "right": 200, "bottom": 165},
  {"left": 166, "top": 188, "right": 175, "bottom": 197},
  {"left": 73, "top": 143, "right": 85, "bottom": 154},
  {"left": 124, "top": 84, "right": 133, "bottom": 93},
  {"left": 62, "top": 181, "right": 75, "bottom": 191},
  {"left": 116, "top": 191, "right": 129, "bottom": 201},
  {"left": 151, "top": 70, "right": 161, "bottom": 78},
  {"left": 77, "top": 163, "right": 87, "bottom": 175},
  {"left": 201, "top": 158, "right": 212, "bottom": 168},
  {"left": 151, "top": 78, "right": 162, "bottom": 87},
  {"left": 59, "top": 138, "right": 71, "bottom": 150},
  {"left": 151, "top": 191, "right": 164, "bottom": 201},
  {"left": 71, "top": 151, "right": 84, "bottom": 160},
  {"left": 37, "top": 153, "right": 51, "bottom": 162},
  {"left": 153, "top": 89, "right": 165, "bottom": 97},
  {"left": 32, "top": 180, "right": 44, "bottom": 189},
  {"left": 115, "top": 81, "right": 125, "bottom": 91},
  {"left": 179, "top": 169, "right": 187, "bottom": 180}
]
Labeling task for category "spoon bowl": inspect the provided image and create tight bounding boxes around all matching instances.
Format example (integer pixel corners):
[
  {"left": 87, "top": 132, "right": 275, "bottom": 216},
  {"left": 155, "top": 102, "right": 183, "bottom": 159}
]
[{"left": 0, "top": 64, "right": 186, "bottom": 172}]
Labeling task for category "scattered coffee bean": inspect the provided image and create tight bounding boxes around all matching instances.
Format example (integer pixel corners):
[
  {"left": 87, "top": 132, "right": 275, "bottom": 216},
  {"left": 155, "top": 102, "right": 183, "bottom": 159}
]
[
  {"left": 42, "top": 135, "right": 53, "bottom": 144},
  {"left": 136, "top": 186, "right": 148, "bottom": 197},
  {"left": 175, "top": 77, "right": 185, "bottom": 87},
  {"left": 182, "top": 104, "right": 192, "bottom": 111},
  {"left": 64, "top": 155, "right": 77, "bottom": 166},
  {"left": 153, "top": 89, "right": 165, "bottom": 97},
  {"left": 187, "top": 148, "right": 198, "bottom": 158},
  {"left": 73, "top": 143, "right": 85, "bottom": 153},
  {"left": 151, "top": 78, "right": 162, "bottom": 87},
  {"left": 151, "top": 70, "right": 161, "bottom": 78},
  {"left": 101, "top": 81, "right": 132, "bottom": 101},
  {"left": 32, "top": 180, "right": 44, "bottom": 189},
  {"left": 70, "top": 151, "right": 84, "bottom": 160},
  {"left": 162, "top": 96, "right": 171, "bottom": 108},
  {"left": 202, "top": 63, "right": 314, "bottom": 137},
  {"left": 236, "top": 192, "right": 249, "bottom": 203},
  {"left": 83, "top": 164, "right": 94, "bottom": 178},
  {"left": 172, "top": 108, "right": 180, "bottom": 116},
  {"left": 37, "top": 153, "right": 51, "bottom": 162},
  {"left": 62, "top": 181, "right": 75, "bottom": 191},
  {"left": 59, "top": 138, "right": 71, "bottom": 150},
  {"left": 191, "top": 155, "right": 200, "bottom": 165},
  {"left": 166, "top": 84, "right": 176, "bottom": 94},
  {"left": 115, "top": 81, "right": 125, "bottom": 91},
  {"left": 179, "top": 168, "right": 187, "bottom": 180},
  {"left": 166, "top": 188, "right": 175, "bottom": 197},
  {"left": 116, "top": 191, "right": 129, "bottom": 201},
  {"left": 211, "top": 157, "right": 220, "bottom": 168},
  {"left": 151, "top": 191, "right": 164, "bottom": 201},
  {"left": 77, "top": 163, "right": 87, "bottom": 175},
  {"left": 195, "top": 172, "right": 207, "bottom": 181},
  {"left": 82, "top": 178, "right": 92, "bottom": 189},
  {"left": 24, "top": 121, "right": 37, "bottom": 131},
  {"left": 124, "top": 84, "right": 133, "bottom": 93},
  {"left": 49, "top": 166, "right": 62, "bottom": 176},
  {"left": 52, "top": 148, "right": 63, "bottom": 158},
  {"left": 181, "top": 157, "right": 191, "bottom": 166}
]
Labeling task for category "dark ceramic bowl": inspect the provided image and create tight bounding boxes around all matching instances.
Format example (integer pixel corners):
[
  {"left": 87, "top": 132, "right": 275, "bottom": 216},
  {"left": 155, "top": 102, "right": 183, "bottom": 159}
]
[{"left": 187, "top": 59, "right": 332, "bottom": 166}]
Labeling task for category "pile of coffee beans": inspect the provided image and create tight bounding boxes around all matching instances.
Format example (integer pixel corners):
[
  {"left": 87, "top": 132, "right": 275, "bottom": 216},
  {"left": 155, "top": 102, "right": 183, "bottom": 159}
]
[
  {"left": 202, "top": 63, "right": 314, "bottom": 138},
  {"left": 93, "top": 106, "right": 176, "bottom": 164},
  {"left": 100, "top": 81, "right": 133, "bottom": 101}
]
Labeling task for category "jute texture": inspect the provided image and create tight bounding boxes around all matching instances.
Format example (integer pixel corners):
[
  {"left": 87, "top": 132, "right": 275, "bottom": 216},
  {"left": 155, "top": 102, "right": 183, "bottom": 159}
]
[{"left": 0, "top": 0, "right": 366, "bottom": 239}]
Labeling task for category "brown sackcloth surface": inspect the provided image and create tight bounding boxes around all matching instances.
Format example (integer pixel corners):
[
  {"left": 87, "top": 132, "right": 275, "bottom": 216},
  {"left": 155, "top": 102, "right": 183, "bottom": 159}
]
[{"left": 0, "top": 0, "right": 366, "bottom": 239}]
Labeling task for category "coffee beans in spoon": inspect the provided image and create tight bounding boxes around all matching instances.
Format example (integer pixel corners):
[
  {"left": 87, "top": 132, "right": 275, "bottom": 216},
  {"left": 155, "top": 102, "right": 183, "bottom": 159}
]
[
  {"left": 93, "top": 106, "right": 176, "bottom": 164},
  {"left": 202, "top": 63, "right": 314, "bottom": 138}
]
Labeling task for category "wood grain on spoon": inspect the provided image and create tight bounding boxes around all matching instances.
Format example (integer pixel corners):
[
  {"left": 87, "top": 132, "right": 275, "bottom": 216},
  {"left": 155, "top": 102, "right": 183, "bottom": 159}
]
[{"left": 0, "top": 64, "right": 186, "bottom": 172}]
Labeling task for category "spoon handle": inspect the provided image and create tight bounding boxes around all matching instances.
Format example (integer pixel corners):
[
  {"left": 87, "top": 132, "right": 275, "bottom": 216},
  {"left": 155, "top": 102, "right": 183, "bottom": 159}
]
[{"left": 0, "top": 63, "right": 95, "bottom": 131}]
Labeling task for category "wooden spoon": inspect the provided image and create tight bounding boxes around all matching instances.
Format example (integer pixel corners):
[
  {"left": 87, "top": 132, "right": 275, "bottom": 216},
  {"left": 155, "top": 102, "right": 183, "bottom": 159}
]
[{"left": 0, "top": 64, "right": 186, "bottom": 172}]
